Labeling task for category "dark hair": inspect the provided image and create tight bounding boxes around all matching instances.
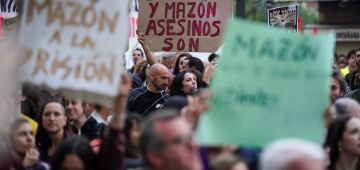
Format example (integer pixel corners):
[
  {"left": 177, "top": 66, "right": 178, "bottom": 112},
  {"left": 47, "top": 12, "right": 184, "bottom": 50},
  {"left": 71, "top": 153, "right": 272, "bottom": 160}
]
[
  {"left": 347, "top": 49, "right": 356, "bottom": 60},
  {"left": 36, "top": 99, "right": 67, "bottom": 153},
  {"left": 324, "top": 115, "right": 355, "bottom": 170},
  {"left": 356, "top": 48, "right": 360, "bottom": 53},
  {"left": 21, "top": 83, "right": 43, "bottom": 122},
  {"left": 139, "top": 109, "right": 180, "bottom": 167},
  {"left": 170, "top": 70, "right": 201, "bottom": 96},
  {"left": 133, "top": 48, "right": 144, "bottom": 57},
  {"left": 51, "top": 136, "right": 95, "bottom": 170},
  {"left": 188, "top": 57, "right": 205, "bottom": 73},
  {"left": 208, "top": 53, "right": 219, "bottom": 62},
  {"left": 173, "top": 53, "right": 193, "bottom": 75},
  {"left": 163, "top": 95, "right": 188, "bottom": 111},
  {"left": 124, "top": 114, "right": 143, "bottom": 159},
  {"left": 347, "top": 66, "right": 360, "bottom": 90}
]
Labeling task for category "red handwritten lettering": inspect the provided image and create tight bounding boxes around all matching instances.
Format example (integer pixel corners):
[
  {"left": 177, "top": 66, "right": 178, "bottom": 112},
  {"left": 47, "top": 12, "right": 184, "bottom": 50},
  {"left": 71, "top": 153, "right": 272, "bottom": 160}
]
[
  {"left": 177, "top": 38, "right": 185, "bottom": 51},
  {"left": 163, "top": 38, "right": 173, "bottom": 51},
  {"left": 145, "top": 20, "right": 157, "bottom": 35},
  {"left": 187, "top": 2, "right": 196, "bottom": 18},
  {"left": 206, "top": 2, "right": 217, "bottom": 18},
  {"left": 165, "top": 2, "right": 175, "bottom": 19},
  {"left": 176, "top": 2, "right": 185, "bottom": 18},
  {"left": 192, "top": 20, "right": 202, "bottom": 36},
  {"left": 149, "top": 2, "right": 159, "bottom": 18},
  {"left": 177, "top": 19, "right": 186, "bottom": 36},
  {"left": 166, "top": 19, "right": 176, "bottom": 36},
  {"left": 202, "top": 21, "right": 211, "bottom": 36},
  {"left": 198, "top": 3, "right": 205, "bottom": 18},
  {"left": 157, "top": 19, "right": 165, "bottom": 36},
  {"left": 211, "top": 21, "right": 221, "bottom": 36},
  {"left": 189, "top": 38, "right": 199, "bottom": 52}
]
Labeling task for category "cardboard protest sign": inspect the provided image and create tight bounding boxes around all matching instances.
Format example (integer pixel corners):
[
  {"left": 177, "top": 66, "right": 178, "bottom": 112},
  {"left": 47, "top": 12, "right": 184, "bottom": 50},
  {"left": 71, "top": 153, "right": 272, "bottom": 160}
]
[
  {"left": 18, "top": 0, "right": 130, "bottom": 107},
  {"left": 138, "top": 0, "right": 232, "bottom": 52},
  {"left": 196, "top": 19, "right": 335, "bottom": 147},
  {"left": 268, "top": 5, "right": 298, "bottom": 32}
]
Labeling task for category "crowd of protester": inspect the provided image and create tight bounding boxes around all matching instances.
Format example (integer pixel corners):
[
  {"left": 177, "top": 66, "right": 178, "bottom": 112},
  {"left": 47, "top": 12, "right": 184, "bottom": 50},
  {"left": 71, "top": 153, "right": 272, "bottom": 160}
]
[{"left": 1, "top": 30, "right": 360, "bottom": 170}]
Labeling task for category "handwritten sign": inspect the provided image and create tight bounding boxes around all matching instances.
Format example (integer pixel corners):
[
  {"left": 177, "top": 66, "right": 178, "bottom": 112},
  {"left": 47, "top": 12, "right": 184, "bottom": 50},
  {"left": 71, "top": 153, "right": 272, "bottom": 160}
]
[
  {"left": 196, "top": 19, "right": 335, "bottom": 147},
  {"left": 268, "top": 5, "right": 298, "bottom": 32},
  {"left": 138, "top": 0, "right": 232, "bottom": 52},
  {"left": 18, "top": 0, "right": 130, "bottom": 107}
]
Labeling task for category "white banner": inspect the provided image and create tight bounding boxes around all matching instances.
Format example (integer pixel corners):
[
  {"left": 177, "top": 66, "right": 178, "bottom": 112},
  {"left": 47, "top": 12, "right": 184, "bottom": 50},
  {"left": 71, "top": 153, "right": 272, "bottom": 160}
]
[{"left": 18, "top": 0, "right": 130, "bottom": 106}]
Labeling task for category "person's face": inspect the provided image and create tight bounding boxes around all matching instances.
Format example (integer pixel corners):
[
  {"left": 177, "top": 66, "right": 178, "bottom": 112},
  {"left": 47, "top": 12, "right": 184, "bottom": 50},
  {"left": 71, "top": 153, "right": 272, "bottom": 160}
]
[
  {"left": 330, "top": 77, "right": 343, "bottom": 103},
  {"left": 178, "top": 56, "right": 188, "bottom": 72},
  {"left": 132, "top": 50, "right": 143, "bottom": 64},
  {"left": 348, "top": 54, "right": 357, "bottom": 67},
  {"left": 232, "top": 162, "right": 248, "bottom": 170},
  {"left": 356, "top": 51, "right": 360, "bottom": 64},
  {"left": 13, "top": 122, "right": 34, "bottom": 154},
  {"left": 340, "top": 117, "right": 360, "bottom": 156},
  {"left": 61, "top": 154, "right": 84, "bottom": 170},
  {"left": 154, "top": 118, "right": 201, "bottom": 170},
  {"left": 338, "top": 57, "right": 347, "bottom": 69},
  {"left": 65, "top": 99, "right": 84, "bottom": 122},
  {"left": 83, "top": 103, "right": 95, "bottom": 118},
  {"left": 152, "top": 69, "right": 170, "bottom": 91},
  {"left": 42, "top": 102, "right": 67, "bottom": 134},
  {"left": 182, "top": 73, "right": 197, "bottom": 94},
  {"left": 130, "top": 120, "right": 141, "bottom": 147},
  {"left": 183, "top": 59, "right": 190, "bottom": 71}
]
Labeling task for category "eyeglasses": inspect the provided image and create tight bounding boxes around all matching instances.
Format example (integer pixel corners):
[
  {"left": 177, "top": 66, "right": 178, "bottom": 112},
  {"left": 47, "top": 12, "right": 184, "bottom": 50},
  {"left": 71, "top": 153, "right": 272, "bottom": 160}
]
[{"left": 166, "top": 135, "right": 193, "bottom": 146}]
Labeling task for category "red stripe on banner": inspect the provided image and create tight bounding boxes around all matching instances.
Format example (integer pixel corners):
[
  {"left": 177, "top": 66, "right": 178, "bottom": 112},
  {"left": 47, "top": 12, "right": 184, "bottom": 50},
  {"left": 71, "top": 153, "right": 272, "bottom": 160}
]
[
  {"left": 298, "top": 17, "right": 302, "bottom": 32},
  {"left": 0, "top": 17, "right": 3, "bottom": 38}
]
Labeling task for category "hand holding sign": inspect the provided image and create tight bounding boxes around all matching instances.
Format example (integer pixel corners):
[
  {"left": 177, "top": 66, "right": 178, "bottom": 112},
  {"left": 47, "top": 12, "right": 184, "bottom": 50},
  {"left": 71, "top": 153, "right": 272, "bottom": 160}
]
[
  {"left": 136, "top": 31, "right": 147, "bottom": 47},
  {"left": 136, "top": 30, "right": 157, "bottom": 66}
]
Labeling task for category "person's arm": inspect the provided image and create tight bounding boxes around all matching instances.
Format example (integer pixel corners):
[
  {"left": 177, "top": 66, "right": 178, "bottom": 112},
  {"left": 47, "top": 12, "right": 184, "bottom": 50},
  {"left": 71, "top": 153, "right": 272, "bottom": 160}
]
[
  {"left": 202, "top": 61, "right": 216, "bottom": 85},
  {"left": 97, "top": 73, "right": 131, "bottom": 170},
  {"left": 181, "top": 89, "right": 212, "bottom": 129},
  {"left": 137, "top": 31, "right": 157, "bottom": 66}
]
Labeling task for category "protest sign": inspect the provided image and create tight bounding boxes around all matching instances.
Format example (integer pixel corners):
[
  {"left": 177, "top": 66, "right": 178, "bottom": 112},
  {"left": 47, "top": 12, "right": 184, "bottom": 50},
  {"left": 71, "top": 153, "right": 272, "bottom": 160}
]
[
  {"left": 138, "top": 0, "right": 232, "bottom": 52},
  {"left": 196, "top": 19, "right": 335, "bottom": 147},
  {"left": 18, "top": 0, "right": 130, "bottom": 107},
  {"left": 268, "top": 5, "right": 298, "bottom": 32}
]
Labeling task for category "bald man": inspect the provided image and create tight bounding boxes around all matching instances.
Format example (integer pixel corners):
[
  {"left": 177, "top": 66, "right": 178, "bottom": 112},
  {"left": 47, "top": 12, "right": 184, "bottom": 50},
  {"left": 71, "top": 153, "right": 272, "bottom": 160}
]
[
  {"left": 331, "top": 98, "right": 360, "bottom": 117},
  {"left": 127, "top": 64, "right": 171, "bottom": 117}
]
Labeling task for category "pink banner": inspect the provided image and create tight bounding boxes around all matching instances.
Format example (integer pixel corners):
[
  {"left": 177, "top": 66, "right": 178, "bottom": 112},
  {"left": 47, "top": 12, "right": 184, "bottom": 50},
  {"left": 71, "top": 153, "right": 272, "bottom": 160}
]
[{"left": 0, "top": 17, "right": 3, "bottom": 38}]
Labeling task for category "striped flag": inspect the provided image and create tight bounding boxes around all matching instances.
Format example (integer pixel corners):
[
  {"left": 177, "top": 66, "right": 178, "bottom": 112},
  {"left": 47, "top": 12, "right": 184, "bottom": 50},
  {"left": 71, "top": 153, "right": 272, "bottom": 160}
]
[{"left": 0, "top": 0, "right": 17, "bottom": 18}]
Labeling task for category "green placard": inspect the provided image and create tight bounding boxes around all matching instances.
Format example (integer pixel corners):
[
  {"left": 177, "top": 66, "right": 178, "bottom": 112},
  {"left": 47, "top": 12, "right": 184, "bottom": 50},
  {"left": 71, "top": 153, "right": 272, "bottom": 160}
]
[{"left": 196, "top": 19, "right": 335, "bottom": 147}]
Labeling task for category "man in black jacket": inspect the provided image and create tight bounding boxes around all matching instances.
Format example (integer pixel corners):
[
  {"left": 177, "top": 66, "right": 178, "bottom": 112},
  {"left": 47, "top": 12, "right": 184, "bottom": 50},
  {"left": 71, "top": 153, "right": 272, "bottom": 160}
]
[
  {"left": 127, "top": 64, "right": 171, "bottom": 117},
  {"left": 65, "top": 98, "right": 105, "bottom": 140}
]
